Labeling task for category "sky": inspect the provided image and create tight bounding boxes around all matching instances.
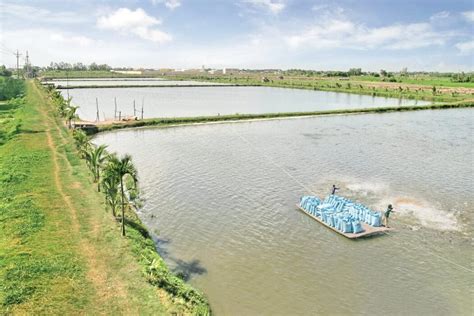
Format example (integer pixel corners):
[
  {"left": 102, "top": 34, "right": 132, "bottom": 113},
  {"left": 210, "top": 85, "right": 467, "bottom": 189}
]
[{"left": 0, "top": 0, "right": 473, "bottom": 71}]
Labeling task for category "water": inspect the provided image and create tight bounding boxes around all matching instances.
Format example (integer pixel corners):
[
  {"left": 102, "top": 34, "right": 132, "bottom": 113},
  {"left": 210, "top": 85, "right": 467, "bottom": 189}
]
[
  {"left": 64, "top": 86, "right": 431, "bottom": 121},
  {"left": 94, "top": 109, "right": 473, "bottom": 315}
]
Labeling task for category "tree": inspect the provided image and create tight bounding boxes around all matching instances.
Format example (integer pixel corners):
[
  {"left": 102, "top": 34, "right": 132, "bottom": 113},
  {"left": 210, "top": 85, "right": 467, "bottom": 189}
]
[
  {"left": 107, "top": 154, "right": 138, "bottom": 236},
  {"left": 0, "top": 65, "right": 12, "bottom": 77},
  {"left": 65, "top": 105, "right": 78, "bottom": 128},
  {"left": 72, "top": 129, "right": 91, "bottom": 158},
  {"left": 348, "top": 68, "right": 362, "bottom": 76},
  {"left": 102, "top": 162, "right": 120, "bottom": 217},
  {"left": 87, "top": 144, "right": 108, "bottom": 192}
]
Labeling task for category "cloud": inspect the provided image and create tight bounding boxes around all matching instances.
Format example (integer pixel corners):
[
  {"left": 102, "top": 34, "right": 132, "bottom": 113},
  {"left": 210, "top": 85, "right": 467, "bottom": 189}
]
[
  {"left": 455, "top": 40, "right": 474, "bottom": 55},
  {"left": 50, "top": 33, "right": 95, "bottom": 47},
  {"left": 462, "top": 11, "right": 474, "bottom": 22},
  {"left": 430, "top": 11, "right": 450, "bottom": 21},
  {"left": 285, "top": 16, "right": 449, "bottom": 50},
  {"left": 242, "top": 0, "right": 285, "bottom": 14},
  {"left": 0, "top": 2, "right": 87, "bottom": 24},
  {"left": 151, "top": 0, "right": 182, "bottom": 10},
  {"left": 97, "top": 8, "right": 172, "bottom": 43}
]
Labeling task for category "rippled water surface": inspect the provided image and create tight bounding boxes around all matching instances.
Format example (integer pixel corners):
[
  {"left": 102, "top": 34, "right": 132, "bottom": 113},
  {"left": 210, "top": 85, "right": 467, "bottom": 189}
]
[
  {"left": 65, "top": 86, "right": 431, "bottom": 121},
  {"left": 94, "top": 109, "right": 473, "bottom": 315}
]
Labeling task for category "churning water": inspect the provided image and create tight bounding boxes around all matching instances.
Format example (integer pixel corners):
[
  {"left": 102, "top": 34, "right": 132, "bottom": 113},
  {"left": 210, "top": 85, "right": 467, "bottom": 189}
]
[
  {"left": 65, "top": 86, "right": 431, "bottom": 121},
  {"left": 94, "top": 108, "right": 473, "bottom": 315}
]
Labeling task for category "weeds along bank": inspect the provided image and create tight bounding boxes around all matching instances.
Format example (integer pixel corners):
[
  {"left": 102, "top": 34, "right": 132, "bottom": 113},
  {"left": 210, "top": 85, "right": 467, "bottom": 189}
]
[
  {"left": 169, "top": 74, "right": 474, "bottom": 103},
  {"left": 0, "top": 80, "right": 210, "bottom": 315},
  {"left": 44, "top": 81, "right": 211, "bottom": 314},
  {"left": 95, "top": 101, "right": 474, "bottom": 133}
]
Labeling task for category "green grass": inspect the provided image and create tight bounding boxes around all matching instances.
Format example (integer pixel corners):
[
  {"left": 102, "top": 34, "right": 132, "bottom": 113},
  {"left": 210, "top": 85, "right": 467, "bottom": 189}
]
[
  {"left": 167, "top": 73, "right": 474, "bottom": 103},
  {"left": 0, "top": 81, "right": 210, "bottom": 314},
  {"left": 41, "top": 70, "right": 147, "bottom": 79},
  {"left": 354, "top": 75, "right": 474, "bottom": 88}
]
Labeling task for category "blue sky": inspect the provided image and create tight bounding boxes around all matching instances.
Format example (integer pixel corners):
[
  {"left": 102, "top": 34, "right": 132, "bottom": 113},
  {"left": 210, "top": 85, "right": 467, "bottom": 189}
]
[{"left": 1, "top": 0, "right": 473, "bottom": 71}]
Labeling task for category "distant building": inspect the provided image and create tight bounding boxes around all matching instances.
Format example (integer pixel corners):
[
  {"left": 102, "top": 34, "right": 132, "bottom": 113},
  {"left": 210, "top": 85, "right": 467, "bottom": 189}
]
[{"left": 110, "top": 70, "right": 142, "bottom": 75}]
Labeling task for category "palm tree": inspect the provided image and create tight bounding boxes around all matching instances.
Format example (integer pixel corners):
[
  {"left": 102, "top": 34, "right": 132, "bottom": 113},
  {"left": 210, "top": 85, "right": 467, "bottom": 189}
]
[
  {"left": 107, "top": 154, "right": 138, "bottom": 236},
  {"left": 65, "top": 105, "right": 79, "bottom": 128},
  {"left": 72, "top": 129, "right": 91, "bottom": 158},
  {"left": 102, "top": 160, "right": 120, "bottom": 217},
  {"left": 88, "top": 144, "right": 108, "bottom": 192}
]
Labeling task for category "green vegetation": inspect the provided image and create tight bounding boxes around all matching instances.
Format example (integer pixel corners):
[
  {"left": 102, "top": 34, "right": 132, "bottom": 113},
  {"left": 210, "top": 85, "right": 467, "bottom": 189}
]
[
  {"left": 49, "top": 84, "right": 210, "bottom": 314},
  {"left": 0, "top": 81, "right": 210, "bottom": 314},
  {"left": 96, "top": 101, "right": 474, "bottom": 133},
  {"left": 167, "top": 74, "right": 473, "bottom": 103},
  {"left": 0, "top": 76, "right": 25, "bottom": 101},
  {"left": 41, "top": 70, "right": 133, "bottom": 79}
]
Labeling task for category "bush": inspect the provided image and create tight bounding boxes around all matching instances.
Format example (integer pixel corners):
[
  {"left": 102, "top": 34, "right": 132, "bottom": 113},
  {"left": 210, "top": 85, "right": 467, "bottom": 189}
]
[{"left": 0, "top": 77, "right": 25, "bottom": 101}]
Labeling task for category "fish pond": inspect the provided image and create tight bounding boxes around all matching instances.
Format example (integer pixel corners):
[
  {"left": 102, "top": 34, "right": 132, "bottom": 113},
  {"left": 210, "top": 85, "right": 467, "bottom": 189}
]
[
  {"left": 94, "top": 108, "right": 473, "bottom": 315},
  {"left": 64, "top": 86, "right": 431, "bottom": 121}
]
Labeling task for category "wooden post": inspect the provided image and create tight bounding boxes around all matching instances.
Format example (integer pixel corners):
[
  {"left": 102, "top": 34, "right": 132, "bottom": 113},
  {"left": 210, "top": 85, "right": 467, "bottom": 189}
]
[
  {"left": 95, "top": 98, "right": 100, "bottom": 122},
  {"left": 119, "top": 111, "right": 121, "bottom": 121},
  {"left": 114, "top": 97, "right": 117, "bottom": 120},
  {"left": 141, "top": 98, "right": 144, "bottom": 120},
  {"left": 133, "top": 100, "right": 136, "bottom": 117}
]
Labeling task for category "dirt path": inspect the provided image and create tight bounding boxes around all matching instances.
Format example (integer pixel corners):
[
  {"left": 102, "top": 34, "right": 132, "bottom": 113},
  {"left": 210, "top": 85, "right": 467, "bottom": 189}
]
[{"left": 33, "top": 84, "right": 130, "bottom": 312}]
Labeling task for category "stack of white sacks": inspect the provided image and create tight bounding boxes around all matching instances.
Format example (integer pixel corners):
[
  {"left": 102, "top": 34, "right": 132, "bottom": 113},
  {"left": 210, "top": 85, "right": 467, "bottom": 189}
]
[{"left": 299, "top": 195, "right": 382, "bottom": 234}]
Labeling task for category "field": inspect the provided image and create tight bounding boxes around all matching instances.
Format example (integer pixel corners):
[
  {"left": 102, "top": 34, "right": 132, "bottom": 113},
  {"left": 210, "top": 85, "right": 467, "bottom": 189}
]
[
  {"left": 165, "top": 73, "right": 474, "bottom": 103},
  {"left": 0, "top": 81, "right": 209, "bottom": 314}
]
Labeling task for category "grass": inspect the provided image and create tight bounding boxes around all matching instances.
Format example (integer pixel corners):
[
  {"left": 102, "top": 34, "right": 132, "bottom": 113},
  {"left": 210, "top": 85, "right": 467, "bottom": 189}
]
[
  {"left": 96, "top": 101, "right": 474, "bottom": 133},
  {"left": 0, "top": 81, "right": 210, "bottom": 314},
  {"left": 40, "top": 70, "right": 474, "bottom": 103},
  {"left": 41, "top": 70, "right": 137, "bottom": 79},
  {"left": 165, "top": 73, "right": 474, "bottom": 103}
]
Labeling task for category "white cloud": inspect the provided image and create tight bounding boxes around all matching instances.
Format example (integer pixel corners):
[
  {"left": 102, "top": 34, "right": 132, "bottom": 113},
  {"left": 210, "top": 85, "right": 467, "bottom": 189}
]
[
  {"left": 0, "top": 2, "right": 87, "bottom": 24},
  {"left": 430, "top": 11, "right": 450, "bottom": 21},
  {"left": 151, "top": 0, "right": 182, "bottom": 10},
  {"left": 286, "top": 16, "right": 448, "bottom": 50},
  {"left": 311, "top": 4, "right": 329, "bottom": 12},
  {"left": 462, "top": 11, "right": 474, "bottom": 22},
  {"left": 50, "top": 33, "right": 95, "bottom": 47},
  {"left": 455, "top": 40, "right": 474, "bottom": 55},
  {"left": 242, "top": 0, "right": 285, "bottom": 14},
  {"left": 97, "top": 8, "right": 172, "bottom": 43}
]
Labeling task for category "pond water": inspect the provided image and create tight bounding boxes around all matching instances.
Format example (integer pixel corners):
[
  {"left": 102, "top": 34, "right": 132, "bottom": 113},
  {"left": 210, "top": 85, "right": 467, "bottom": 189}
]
[
  {"left": 94, "top": 108, "right": 473, "bottom": 315},
  {"left": 64, "top": 86, "right": 431, "bottom": 121}
]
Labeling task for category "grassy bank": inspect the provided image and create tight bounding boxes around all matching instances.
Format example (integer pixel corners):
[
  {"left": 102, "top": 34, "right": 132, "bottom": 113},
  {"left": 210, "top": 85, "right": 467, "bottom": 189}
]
[
  {"left": 96, "top": 101, "right": 474, "bottom": 133},
  {"left": 55, "top": 84, "right": 238, "bottom": 89},
  {"left": 0, "top": 81, "right": 209, "bottom": 314},
  {"left": 40, "top": 70, "right": 474, "bottom": 103}
]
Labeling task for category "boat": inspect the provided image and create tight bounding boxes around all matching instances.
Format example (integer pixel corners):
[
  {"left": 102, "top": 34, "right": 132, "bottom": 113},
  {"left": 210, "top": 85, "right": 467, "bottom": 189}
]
[{"left": 297, "top": 194, "right": 392, "bottom": 239}]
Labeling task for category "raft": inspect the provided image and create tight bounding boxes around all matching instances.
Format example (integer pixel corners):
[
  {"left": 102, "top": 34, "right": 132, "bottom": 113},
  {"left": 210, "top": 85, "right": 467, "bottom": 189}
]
[{"left": 297, "top": 195, "right": 392, "bottom": 239}]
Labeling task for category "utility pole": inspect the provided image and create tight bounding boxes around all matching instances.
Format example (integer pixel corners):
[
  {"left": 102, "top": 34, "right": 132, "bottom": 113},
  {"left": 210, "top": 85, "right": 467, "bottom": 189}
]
[
  {"left": 141, "top": 98, "right": 144, "bottom": 120},
  {"left": 133, "top": 100, "right": 136, "bottom": 117},
  {"left": 14, "top": 50, "right": 21, "bottom": 79},
  {"left": 25, "top": 51, "right": 30, "bottom": 78}
]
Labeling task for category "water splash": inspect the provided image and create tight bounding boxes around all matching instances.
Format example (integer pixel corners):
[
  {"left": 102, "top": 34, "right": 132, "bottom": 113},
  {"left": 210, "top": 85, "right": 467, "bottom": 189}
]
[{"left": 325, "top": 177, "right": 460, "bottom": 231}]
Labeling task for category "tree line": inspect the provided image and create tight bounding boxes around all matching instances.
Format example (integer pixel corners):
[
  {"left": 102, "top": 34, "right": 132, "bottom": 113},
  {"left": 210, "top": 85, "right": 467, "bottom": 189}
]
[
  {"left": 46, "top": 84, "right": 139, "bottom": 236},
  {"left": 46, "top": 62, "right": 113, "bottom": 71}
]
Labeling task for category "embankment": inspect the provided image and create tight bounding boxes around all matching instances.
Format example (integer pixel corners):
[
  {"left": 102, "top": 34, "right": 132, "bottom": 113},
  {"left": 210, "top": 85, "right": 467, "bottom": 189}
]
[
  {"left": 96, "top": 101, "right": 474, "bottom": 133},
  {"left": 0, "top": 81, "right": 210, "bottom": 315}
]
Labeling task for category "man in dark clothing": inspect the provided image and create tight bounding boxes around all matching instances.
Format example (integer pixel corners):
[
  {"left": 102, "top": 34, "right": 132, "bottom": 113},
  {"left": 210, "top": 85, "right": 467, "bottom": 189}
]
[
  {"left": 331, "top": 184, "right": 340, "bottom": 195},
  {"left": 383, "top": 204, "right": 394, "bottom": 227}
]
